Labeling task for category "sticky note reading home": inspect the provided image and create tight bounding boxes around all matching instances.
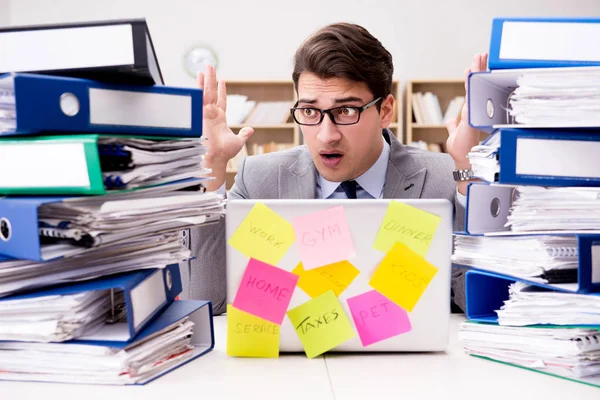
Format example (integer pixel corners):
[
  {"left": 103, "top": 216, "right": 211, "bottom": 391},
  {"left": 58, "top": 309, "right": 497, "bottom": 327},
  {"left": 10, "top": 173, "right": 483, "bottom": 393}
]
[
  {"left": 228, "top": 202, "right": 295, "bottom": 265},
  {"left": 286, "top": 290, "right": 355, "bottom": 358},
  {"left": 232, "top": 258, "right": 299, "bottom": 325},
  {"left": 369, "top": 242, "right": 439, "bottom": 312},
  {"left": 346, "top": 290, "right": 411, "bottom": 346},
  {"left": 291, "top": 205, "right": 356, "bottom": 270},
  {"left": 226, "top": 305, "right": 280, "bottom": 358},
  {"left": 373, "top": 200, "right": 440, "bottom": 256}
]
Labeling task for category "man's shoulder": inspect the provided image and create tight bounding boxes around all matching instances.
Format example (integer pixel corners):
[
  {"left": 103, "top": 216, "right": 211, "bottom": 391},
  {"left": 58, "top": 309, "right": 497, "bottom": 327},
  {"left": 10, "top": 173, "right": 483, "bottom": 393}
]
[
  {"left": 402, "top": 145, "right": 454, "bottom": 171},
  {"left": 242, "top": 145, "right": 308, "bottom": 170}
]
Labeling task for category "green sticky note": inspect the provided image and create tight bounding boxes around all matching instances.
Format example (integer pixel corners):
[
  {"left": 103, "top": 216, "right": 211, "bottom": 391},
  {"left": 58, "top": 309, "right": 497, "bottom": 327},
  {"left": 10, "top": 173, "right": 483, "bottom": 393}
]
[
  {"left": 373, "top": 200, "right": 441, "bottom": 256},
  {"left": 286, "top": 291, "right": 355, "bottom": 358}
]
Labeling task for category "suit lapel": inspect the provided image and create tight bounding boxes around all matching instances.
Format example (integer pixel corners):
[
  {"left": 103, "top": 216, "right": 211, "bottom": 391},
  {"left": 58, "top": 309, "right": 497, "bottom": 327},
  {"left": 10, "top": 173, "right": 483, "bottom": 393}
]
[
  {"left": 382, "top": 130, "right": 427, "bottom": 199},
  {"left": 278, "top": 147, "right": 318, "bottom": 199}
]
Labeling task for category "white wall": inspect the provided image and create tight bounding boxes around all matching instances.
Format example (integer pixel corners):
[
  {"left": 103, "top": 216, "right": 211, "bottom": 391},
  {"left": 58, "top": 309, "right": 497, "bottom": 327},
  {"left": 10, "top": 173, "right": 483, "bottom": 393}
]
[
  {"left": 7, "top": 0, "right": 600, "bottom": 87},
  {"left": 0, "top": 0, "right": 10, "bottom": 27}
]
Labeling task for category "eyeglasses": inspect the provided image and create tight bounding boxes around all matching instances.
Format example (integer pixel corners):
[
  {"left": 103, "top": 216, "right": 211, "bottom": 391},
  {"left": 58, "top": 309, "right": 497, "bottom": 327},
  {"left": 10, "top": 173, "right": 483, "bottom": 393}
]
[{"left": 290, "top": 97, "right": 382, "bottom": 126}]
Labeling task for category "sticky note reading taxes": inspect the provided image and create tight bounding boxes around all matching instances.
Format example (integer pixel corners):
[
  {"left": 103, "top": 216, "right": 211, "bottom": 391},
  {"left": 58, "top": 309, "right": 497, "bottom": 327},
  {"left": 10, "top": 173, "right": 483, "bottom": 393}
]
[
  {"left": 292, "top": 260, "right": 359, "bottom": 298},
  {"left": 228, "top": 202, "right": 295, "bottom": 265},
  {"left": 346, "top": 290, "right": 412, "bottom": 346},
  {"left": 291, "top": 205, "right": 356, "bottom": 270},
  {"left": 233, "top": 258, "right": 299, "bottom": 325},
  {"left": 369, "top": 242, "right": 438, "bottom": 312},
  {"left": 373, "top": 200, "right": 440, "bottom": 256},
  {"left": 286, "top": 290, "right": 355, "bottom": 359},
  {"left": 226, "top": 305, "right": 279, "bottom": 358}
]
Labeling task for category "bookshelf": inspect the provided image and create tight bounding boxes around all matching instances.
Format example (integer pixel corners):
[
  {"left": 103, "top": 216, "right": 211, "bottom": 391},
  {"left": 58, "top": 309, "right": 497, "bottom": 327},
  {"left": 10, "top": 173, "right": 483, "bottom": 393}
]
[
  {"left": 404, "top": 79, "right": 465, "bottom": 152},
  {"left": 224, "top": 79, "right": 401, "bottom": 189}
]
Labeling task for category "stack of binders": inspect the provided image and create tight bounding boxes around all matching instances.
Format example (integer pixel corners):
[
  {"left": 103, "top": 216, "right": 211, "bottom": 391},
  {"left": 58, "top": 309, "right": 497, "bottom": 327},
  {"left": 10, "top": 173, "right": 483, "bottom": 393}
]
[
  {"left": 0, "top": 19, "right": 216, "bottom": 385},
  {"left": 454, "top": 17, "right": 600, "bottom": 388}
]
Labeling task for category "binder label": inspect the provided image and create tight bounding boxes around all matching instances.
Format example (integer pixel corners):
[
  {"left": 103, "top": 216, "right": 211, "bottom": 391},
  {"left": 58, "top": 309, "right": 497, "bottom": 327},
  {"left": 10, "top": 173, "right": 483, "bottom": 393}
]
[{"left": 592, "top": 245, "right": 600, "bottom": 284}]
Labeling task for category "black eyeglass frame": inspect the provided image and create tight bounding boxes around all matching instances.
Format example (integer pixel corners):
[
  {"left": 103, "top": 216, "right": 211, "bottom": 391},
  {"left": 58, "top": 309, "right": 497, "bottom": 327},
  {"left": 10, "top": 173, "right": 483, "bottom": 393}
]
[{"left": 290, "top": 97, "right": 383, "bottom": 126}]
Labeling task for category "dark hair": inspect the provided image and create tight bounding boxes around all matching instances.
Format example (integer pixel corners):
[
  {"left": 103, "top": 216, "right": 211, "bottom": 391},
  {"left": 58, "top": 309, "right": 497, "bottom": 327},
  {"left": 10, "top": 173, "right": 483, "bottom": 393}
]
[{"left": 292, "top": 23, "right": 394, "bottom": 108}]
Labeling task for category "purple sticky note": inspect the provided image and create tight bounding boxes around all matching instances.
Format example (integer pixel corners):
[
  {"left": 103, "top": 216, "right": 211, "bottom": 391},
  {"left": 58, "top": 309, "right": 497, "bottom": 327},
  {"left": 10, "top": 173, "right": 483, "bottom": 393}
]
[
  {"left": 291, "top": 205, "right": 356, "bottom": 270},
  {"left": 233, "top": 258, "right": 299, "bottom": 325},
  {"left": 346, "top": 290, "right": 412, "bottom": 346}
]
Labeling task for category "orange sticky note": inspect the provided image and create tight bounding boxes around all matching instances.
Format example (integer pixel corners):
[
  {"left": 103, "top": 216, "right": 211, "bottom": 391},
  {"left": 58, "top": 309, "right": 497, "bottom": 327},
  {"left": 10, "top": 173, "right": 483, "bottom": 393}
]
[
  {"left": 226, "top": 305, "right": 280, "bottom": 358},
  {"left": 369, "top": 242, "right": 438, "bottom": 312},
  {"left": 228, "top": 202, "right": 295, "bottom": 265},
  {"left": 373, "top": 200, "right": 440, "bottom": 256},
  {"left": 292, "top": 261, "right": 359, "bottom": 298}
]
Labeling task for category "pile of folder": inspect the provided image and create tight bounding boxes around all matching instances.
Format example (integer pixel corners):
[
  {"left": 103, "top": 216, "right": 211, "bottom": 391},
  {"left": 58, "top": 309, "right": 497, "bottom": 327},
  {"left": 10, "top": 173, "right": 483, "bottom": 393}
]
[
  {"left": 454, "top": 17, "right": 600, "bottom": 388},
  {"left": 0, "top": 19, "right": 217, "bottom": 385}
]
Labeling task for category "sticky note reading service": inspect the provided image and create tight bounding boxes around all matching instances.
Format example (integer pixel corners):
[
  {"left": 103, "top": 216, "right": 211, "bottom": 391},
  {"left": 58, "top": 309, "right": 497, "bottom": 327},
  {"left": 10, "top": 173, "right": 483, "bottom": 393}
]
[
  {"left": 232, "top": 258, "right": 299, "bottom": 325},
  {"left": 368, "top": 242, "right": 439, "bottom": 312},
  {"left": 291, "top": 205, "right": 356, "bottom": 270},
  {"left": 346, "top": 290, "right": 411, "bottom": 346},
  {"left": 292, "top": 260, "right": 359, "bottom": 298},
  {"left": 228, "top": 202, "right": 295, "bottom": 265},
  {"left": 226, "top": 305, "right": 280, "bottom": 358},
  {"left": 373, "top": 200, "right": 440, "bottom": 256},
  {"left": 286, "top": 290, "right": 355, "bottom": 358}
]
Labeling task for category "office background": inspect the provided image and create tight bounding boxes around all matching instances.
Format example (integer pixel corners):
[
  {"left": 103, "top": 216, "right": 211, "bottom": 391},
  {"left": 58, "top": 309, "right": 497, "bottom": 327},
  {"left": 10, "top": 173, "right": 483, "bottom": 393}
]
[{"left": 1, "top": 0, "right": 599, "bottom": 87}]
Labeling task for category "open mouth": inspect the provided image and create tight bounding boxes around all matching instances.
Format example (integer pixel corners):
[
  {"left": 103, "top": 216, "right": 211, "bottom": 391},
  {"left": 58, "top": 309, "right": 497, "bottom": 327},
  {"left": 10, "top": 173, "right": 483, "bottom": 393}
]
[
  {"left": 322, "top": 153, "right": 342, "bottom": 159},
  {"left": 320, "top": 152, "right": 344, "bottom": 167}
]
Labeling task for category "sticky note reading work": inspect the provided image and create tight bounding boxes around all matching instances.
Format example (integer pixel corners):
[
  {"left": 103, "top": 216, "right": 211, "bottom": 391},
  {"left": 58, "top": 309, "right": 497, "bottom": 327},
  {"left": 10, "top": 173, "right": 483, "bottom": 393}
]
[
  {"left": 373, "top": 200, "right": 440, "bottom": 256},
  {"left": 292, "top": 261, "right": 359, "bottom": 298},
  {"left": 291, "top": 205, "right": 356, "bottom": 270},
  {"left": 228, "top": 202, "right": 295, "bottom": 265},
  {"left": 226, "top": 305, "right": 280, "bottom": 358},
  {"left": 369, "top": 242, "right": 438, "bottom": 312},
  {"left": 346, "top": 290, "right": 411, "bottom": 346},
  {"left": 232, "top": 258, "right": 299, "bottom": 325},
  {"left": 286, "top": 290, "right": 355, "bottom": 358}
]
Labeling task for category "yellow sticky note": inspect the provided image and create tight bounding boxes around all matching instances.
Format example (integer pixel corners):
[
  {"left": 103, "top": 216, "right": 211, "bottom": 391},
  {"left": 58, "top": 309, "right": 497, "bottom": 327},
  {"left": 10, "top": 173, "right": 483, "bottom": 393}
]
[
  {"left": 369, "top": 242, "right": 438, "bottom": 312},
  {"left": 228, "top": 202, "right": 295, "bottom": 265},
  {"left": 226, "top": 305, "right": 280, "bottom": 358},
  {"left": 286, "top": 291, "right": 355, "bottom": 358},
  {"left": 292, "top": 261, "right": 359, "bottom": 298},
  {"left": 373, "top": 200, "right": 440, "bottom": 256}
]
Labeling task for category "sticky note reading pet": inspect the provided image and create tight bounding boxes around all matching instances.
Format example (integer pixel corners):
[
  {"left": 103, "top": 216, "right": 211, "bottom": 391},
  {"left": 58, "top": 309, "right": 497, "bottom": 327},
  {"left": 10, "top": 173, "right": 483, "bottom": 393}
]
[
  {"left": 228, "top": 202, "right": 295, "bottom": 265},
  {"left": 347, "top": 290, "right": 412, "bottom": 346},
  {"left": 226, "top": 305, "right": 280, "bottom": 358},
  {"left": 292, "top": 261, "right": 359, "bottom": 298},
  {"left": 233, "top": 258, "right": 299, "bottom": 325},
  {"left": 286, "top": 291, "right": 355, "bottom": 358},
  {"left": 373, "top": 200, "right": 440, "bottom": 256},
  {"left": 369, "top": 242, "right": 438, "bottom": 312},
  {"left": 291, "top": 205, "right": 356, "bottom": 270}
]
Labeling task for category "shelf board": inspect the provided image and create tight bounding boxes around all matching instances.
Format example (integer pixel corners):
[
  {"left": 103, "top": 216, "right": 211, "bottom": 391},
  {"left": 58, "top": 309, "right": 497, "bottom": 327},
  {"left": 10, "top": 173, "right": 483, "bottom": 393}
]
[
  {"left": 230, "top": 123, "right": 295, "bottom": 129},
  {"left": 411, "top": 124, "right": 449, "bottom": 129}
]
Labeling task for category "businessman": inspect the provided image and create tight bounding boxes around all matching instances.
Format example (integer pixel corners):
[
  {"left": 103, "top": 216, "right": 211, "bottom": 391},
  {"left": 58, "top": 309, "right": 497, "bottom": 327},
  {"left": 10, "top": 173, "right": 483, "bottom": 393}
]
[{"left": 181, "top": 22, "right": 487, "bottom": 315}]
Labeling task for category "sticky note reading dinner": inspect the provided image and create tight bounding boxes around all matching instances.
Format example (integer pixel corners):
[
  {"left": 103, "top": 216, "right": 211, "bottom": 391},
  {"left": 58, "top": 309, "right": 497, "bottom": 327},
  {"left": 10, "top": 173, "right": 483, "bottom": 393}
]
[
  {"left": 286, "top": 290, "right": 355, "bottom": 359},
  {"left": 369, "top": 242, "right": 439, "bottom": 312},
  {"left": 373, "top": 200, "right": 441, "bottom": 256},
  {"left": 226, "top": 305, "right": 280, "bottom": 358},
  {"left": 228, "top": 202, "right": 295, "bottom": 265},
  {"left": 232, "top": 258, "right": 299, "bottom": 325}
]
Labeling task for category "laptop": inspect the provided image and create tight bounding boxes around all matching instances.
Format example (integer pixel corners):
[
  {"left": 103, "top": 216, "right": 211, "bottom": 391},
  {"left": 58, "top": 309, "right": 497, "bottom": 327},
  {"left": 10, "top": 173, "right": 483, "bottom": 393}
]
[{"left": 225, "top": 198, "right": 453, "bottom": 353}]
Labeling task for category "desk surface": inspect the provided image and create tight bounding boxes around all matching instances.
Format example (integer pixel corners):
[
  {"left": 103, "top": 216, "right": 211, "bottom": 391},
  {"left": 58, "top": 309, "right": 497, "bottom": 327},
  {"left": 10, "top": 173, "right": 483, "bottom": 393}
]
[{"left": 2, "top": 315, "right": 598, "bottom": 399}]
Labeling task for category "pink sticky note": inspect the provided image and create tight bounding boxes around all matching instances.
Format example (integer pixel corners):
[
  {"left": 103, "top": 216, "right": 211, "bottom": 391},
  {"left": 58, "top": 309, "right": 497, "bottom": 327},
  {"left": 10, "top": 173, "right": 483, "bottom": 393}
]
[
  {"left": 291, "top": 205, "right": 356, "bottom": 270},
  {"left": 346, "top": 290, "right": 412, "bottom": 346},
  {"left": 233, "top": 258, "right": 299, "bottom": 325}
]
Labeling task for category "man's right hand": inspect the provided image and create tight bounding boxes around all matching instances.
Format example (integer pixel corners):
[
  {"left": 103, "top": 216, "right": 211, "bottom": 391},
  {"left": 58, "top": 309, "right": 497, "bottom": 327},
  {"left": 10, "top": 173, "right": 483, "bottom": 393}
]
[{"left": 198, "top": 64, "right": 254, "bottom": 191}]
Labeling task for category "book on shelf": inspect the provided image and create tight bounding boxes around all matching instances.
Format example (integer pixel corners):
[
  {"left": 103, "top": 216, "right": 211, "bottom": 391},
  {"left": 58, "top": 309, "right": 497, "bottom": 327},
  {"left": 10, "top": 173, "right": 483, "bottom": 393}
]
[{"left": 412, "top": 92, "right": 464, "bottom": 125}]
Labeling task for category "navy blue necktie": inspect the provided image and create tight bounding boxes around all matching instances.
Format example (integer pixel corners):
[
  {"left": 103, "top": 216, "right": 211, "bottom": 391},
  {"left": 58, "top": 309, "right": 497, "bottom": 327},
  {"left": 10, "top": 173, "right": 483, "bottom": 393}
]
[{"left": 340, "top": 180, "right": 358, "bottom": 199}]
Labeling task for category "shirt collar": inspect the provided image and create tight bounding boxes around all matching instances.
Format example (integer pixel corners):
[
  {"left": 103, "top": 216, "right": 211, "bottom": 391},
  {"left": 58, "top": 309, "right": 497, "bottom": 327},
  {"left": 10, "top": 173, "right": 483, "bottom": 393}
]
[{"left": 318, "top": 139, "right": 390, "bottom": 199}]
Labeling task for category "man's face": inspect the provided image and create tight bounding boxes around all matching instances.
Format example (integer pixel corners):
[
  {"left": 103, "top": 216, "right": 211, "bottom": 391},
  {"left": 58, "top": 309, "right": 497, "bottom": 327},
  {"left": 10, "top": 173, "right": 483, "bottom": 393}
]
[{"left": 296, "top": 72, "right": 394, "bottom": 182}]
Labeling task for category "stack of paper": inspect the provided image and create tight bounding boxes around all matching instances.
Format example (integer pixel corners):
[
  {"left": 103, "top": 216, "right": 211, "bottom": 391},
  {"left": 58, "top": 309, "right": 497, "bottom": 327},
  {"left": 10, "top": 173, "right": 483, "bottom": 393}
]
[
  {"left": 459, "top": 321, "right": 600, "bottom": 381},
  {"left": 495, "top": 282, "right": 600, "bottom": 326},
  {"left": 0, "top": 88, "right": 14, "bottom": 131},
  {"left": 508, "top": 68, "right": 600, "bottom": 126},
  {"left": 0, "top": 315, "right": 196, "bottom": 385},
  {"left": 506, "top": 186, "right": 600, "bottom": 232},
  {"left": 0, "top": 289, "right": 115, "bottom": 342},
  {"left": 467, "top": 132, "right": 500, "bottom": 183},
  {"left": 451, "top": 235, "right": 578, "bottom": 282}
]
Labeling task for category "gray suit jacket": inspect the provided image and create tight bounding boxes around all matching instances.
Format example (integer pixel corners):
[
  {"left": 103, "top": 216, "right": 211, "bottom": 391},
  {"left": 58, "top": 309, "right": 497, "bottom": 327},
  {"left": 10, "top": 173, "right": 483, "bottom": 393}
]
[{"left": 181, "top": 130, "right": 466, "bottom": 314}]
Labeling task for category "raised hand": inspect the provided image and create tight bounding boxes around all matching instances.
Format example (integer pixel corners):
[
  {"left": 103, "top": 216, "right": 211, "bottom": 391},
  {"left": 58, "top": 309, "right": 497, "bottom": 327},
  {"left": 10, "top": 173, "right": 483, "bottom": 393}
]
[
  {"left": 445, "top": 52, "right": 488, "bottom": 194},
  {"left": 198, "top": 64, "right": 254, "bottom": 191}
]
